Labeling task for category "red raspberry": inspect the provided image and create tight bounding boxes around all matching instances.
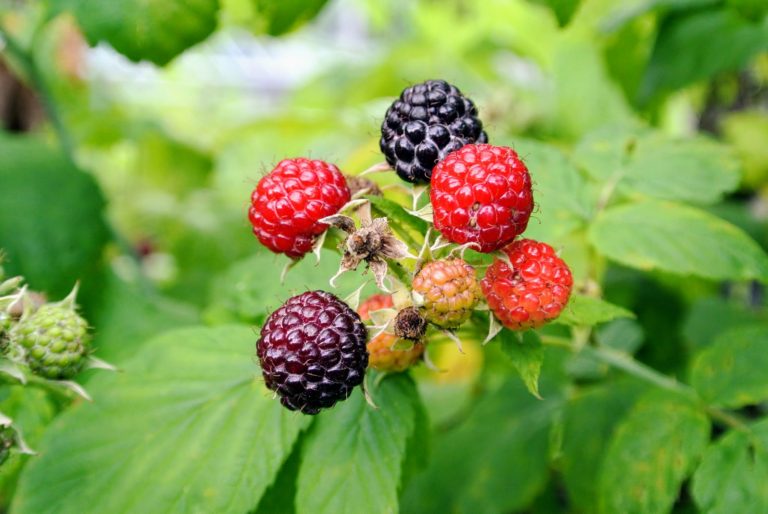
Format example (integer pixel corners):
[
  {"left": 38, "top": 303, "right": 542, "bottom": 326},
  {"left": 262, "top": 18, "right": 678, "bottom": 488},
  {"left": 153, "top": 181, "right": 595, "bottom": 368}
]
[
  {"left": 257, "top": 291, "right": 368, "bottom": 414},
  {"left": 481, "top": 239, "right": 573, "bottom": 330},
  {"left": 358, "top": 294, "right": 424, "bottom": 372},
  {"left": 248, "top": 158, "right": 351, "bottom": 259},
  {"left": 431, "top": 144, "right": 533, "bottom": 253},
  {"left": 412, "top": 258, "right": 480, "bottom": 328}
]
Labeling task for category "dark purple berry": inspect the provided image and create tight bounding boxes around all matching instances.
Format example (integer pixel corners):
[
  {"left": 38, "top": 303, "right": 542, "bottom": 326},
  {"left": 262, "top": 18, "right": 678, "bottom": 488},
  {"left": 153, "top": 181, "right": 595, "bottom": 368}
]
[
  {"left": 256, "top": 291, "right": 368, "bottom": 415},
  {"left": 380, "top": 79, "right": 488, "bottom": 184}
]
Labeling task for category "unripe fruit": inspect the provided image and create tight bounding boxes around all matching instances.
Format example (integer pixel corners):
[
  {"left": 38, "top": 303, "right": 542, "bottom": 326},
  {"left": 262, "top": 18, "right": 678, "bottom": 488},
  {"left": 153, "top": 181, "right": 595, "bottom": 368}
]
[
  {"left": 412, "top": 258, "right": 480, "bottom": 328},
  {"left": 358, "top": 294, "right": 424, "bottom": 372},
  {"left": 12, "top": 303, "right": 90, "bottom": 380}
]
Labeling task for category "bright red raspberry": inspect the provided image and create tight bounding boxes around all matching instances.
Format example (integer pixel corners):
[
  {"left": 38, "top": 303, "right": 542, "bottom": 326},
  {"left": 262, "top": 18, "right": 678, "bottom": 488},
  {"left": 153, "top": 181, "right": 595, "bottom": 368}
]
[
  {"left": 358, "top": 294, "right": 424, "bottom": 373},
  {"left": 248, "top": 158, "right": 351, "bottom": 259},
  {"left": 481, "top": 239, "right": 573, "bottom": 330},
  {"left": 431, "top": 144, "right": 533, "bottom": 253}
]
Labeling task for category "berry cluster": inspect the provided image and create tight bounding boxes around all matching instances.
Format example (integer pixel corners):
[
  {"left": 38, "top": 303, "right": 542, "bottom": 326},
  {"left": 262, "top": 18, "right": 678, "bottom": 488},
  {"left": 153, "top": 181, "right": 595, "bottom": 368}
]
[{"left": 249, "top": 79, "right": 573, "bottom": 415}]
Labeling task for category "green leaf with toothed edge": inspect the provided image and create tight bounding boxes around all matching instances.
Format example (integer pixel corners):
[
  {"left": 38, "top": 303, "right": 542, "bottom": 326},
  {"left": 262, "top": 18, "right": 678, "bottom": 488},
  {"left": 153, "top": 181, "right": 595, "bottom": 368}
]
[
  {"left": 598, "top": 389, "right": 710, "bottom": 514},
  {"left": 499, "top": 329, "right": 544, "bottom": 398},
  {"left": 12, "top": 325, "right": 310, "bottom": 514},
  {"left": 55, "top": 0, "right": 220, "bottom": 65},
  {"left": 692, "top": 418, "right": 768, "bottom": 514},
  {"left": 296, "top": 373, "right": 422, "bottom": 514},
  {"left": 556, "top": 295, "right": 635, "bottom": 327},
  {"left": 589, "top": 200, "right": 768, "bottom": 282},
  {"left": 690, "top": 325, "right": 768, "bottom": 409}
]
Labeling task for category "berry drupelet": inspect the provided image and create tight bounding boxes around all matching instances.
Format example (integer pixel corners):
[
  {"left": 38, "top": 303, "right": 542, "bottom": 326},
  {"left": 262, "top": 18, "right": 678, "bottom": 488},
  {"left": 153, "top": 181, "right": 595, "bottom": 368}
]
[{"left": 380, "top": 80, "right": 488, "bottom": 183}]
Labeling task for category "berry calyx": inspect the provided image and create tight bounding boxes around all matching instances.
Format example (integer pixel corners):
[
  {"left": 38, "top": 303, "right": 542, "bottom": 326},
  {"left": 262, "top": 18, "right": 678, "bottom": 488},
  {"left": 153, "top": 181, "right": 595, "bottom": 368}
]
[
  {"left": 380, "top": 79, "right": 488, "bottom": 183},
  {"left": 358, "top": 294, "right": 424, "bottom": 372},
  {"left": 431, "top": 144, "right": 534, "bottom": 253},
  {"left": 257, "top": 290, "right": 368, "bottom": 415},
  {"left": 412, "top": 258, "right": 480, "bottom": 328},
  {"left": 481, "top": 239, "right": 573, "bottom": 330},
  {"left": 248, "top": 158, "right": 351, "bottom": 259},
  {"left": 12, "top": 302, "right": 91, "bottom": 380}
]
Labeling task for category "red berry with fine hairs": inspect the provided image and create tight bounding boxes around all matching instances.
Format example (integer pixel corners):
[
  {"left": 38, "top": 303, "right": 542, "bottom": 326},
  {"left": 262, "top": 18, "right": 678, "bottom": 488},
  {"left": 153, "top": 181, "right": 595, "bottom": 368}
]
[
  {"left": 481, "top": 239, "right": 573, "bottom": 330},
  {"left": 431, "top": 144, "right": 533, "bottom": 253},
  {"left": 257, "top": 291, "right": 368, "bottom": 415},
  {"left": 248, "top": 158, "right": 351, "bottom": 259}
]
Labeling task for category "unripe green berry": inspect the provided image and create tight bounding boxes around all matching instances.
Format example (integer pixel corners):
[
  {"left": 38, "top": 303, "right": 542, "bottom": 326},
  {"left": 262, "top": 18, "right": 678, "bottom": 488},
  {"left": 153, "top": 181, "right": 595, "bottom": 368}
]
[{"left": 12, "top": 303, "right": 90, "bottom": 380}]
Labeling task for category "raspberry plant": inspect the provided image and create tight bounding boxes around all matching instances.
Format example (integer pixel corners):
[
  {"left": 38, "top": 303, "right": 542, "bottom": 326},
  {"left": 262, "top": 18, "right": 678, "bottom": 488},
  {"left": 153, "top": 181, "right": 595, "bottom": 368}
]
[{"left": 2, "top": 1, "right": 768, "bottom": 514}]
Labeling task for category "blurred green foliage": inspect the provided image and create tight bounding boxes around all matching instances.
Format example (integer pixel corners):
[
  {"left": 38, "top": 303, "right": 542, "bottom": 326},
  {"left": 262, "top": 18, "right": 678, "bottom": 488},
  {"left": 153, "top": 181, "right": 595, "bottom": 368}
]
[{"left": 1, "top": 0, "right": 768, "bottom": 513}]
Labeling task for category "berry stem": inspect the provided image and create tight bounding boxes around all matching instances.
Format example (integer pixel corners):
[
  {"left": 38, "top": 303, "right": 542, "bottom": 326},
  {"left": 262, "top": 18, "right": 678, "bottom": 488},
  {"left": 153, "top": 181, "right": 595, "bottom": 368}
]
[{"left": 539, "top": 335, "right": 757, "bottom": 437}]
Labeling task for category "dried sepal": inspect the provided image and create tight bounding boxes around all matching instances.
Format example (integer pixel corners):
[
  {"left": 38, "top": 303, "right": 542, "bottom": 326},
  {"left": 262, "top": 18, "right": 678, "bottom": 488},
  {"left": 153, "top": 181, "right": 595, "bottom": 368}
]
[
  {"left": 360, "top": 162, "right": 393, "bottom": 176},
  {"left": 327, "top": 204, "right": 411, "bottom": 292},
  {"left": 440, "top": 328, "right": 465, "bottom": 354},
  {"left": 483, "top": 313, "right": 503, "bottom": 345}
]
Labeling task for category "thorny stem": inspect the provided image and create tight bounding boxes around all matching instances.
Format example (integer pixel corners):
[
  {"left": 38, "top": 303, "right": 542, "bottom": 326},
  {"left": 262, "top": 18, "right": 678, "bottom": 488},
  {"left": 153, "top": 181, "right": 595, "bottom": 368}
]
[{"left": 538, "top": 334, "right": 756, "bottom": 436}]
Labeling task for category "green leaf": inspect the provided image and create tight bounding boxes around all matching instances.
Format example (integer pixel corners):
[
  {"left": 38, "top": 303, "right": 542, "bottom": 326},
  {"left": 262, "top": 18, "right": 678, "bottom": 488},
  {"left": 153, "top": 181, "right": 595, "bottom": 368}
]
[
  {"left": 500, "top": 329, "right": 544, "bottom": 398},
  {"left": 589, "top": 200, "right": 768, "bottom": 282},
  {"left": 512, "top": 138, "right": 593, "bottom": 220},
  {"left": 692, "top": 418, "right": 768, "bottom": 513},
  {"left": 556, "top": 295, "right": 635, "bottom": 326},
  {"left": 365, "top": 195, "right": 429, "bottom": 238},
  {"left": 561, "top": 380, "right": 649, "bottom": 513},
  {"left": 690, "top": 325, "right": 768, "bottom": 408},
  {"left": 205, "top": 249, "right": 374, "bottom": 325},
  {"left": 402, "top": 377, "right": 564, "bottom": 514},
  {"left": 296, "top": 373, "right": 420, "bottom": 514},
  {"left": 253, "top": 0, "right": 329, "bottom": 35},
  {"left": 0, "top": 387, "right": 56, "bottom": 507},
  {"left": 62, "top": 0, "right": 220, "bottom": 65},
  {"left": 641, "top": 8, "right": 768, "bottom": 101},
  {"left": 573, "top": 127, "right": 740, "bottom": 204},
  {"left": 599, "top": 0, "right": 718, "bottom": 32},
  {"left": 90, "top": 272, "right": 200, "bottom": 364},
  {"left": 683, "top": 297, "right": 765, "bottom": 351},
  {"left": 0, "top": 136, "right": 109, "bottom": 298},
  {"left": 598, "top": 390, "right": 710, "bottom": 514},
  {"left": 534, "top": 0, "right": 581, "bottom": 26},
  {"left": 12, "top": 325, "right": 310, "bottom": 514}
]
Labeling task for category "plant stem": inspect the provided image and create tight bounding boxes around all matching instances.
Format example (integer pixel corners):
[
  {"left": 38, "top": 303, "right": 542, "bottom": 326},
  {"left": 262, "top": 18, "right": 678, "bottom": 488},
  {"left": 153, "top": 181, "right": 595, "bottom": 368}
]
[
  {"left": 539, "top": 335, "right": 755, "bottom": 435},
  {"left": 583, "top": 345, "right": 690, "bottom": 394},
  {"left": 0, "top": 24, "right": 74, "bottom": 159}
]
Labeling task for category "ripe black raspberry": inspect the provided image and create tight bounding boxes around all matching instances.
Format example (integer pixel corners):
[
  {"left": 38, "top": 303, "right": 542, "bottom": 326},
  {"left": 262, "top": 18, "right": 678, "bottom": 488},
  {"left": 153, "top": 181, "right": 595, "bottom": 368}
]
[
  {"left": 257, "top": 291, "right": 368, "bottom": 415},
  {"left": 380, "top": 79, "right": 488, "bottom": 183}
]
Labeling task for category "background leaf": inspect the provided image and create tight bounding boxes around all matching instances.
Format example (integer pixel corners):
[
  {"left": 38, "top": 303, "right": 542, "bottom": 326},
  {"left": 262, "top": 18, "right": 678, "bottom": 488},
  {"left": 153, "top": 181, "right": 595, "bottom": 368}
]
[
  {"left": 62, "top": 0, "right": 220, "bottom": 65},
  {"left": 691, "top": 418, "right": 768, "bottom": 514},
  {"left": 401, "top": 376, "right": 564, "bottom": 514},
  {"left": 500, "top": 329, "right": 544, "bottom": 398},
  {"left": 641, "top": 7, "right": 768, "bottom": 101},
  {"left": 556, "top": 295, "right": 635, "bottom": 326},
  {"left": 560, "top": 380, "right": 649, "bottom": 513},
  {"left": 589, "top": 200, "right": 768, "bottom": 281},
  {"left": 253, "top": 0, "right": 329, "bottom": 35},
  {"left": 598, "top": 390, "right": 710, "bottom": 514},
  {"left": 296, "top": 373, "right": 421, "bottom": 514},
  {"left": 573, "top": 128, "right": 739, "bottom": 204},
  {"left": 0, "top": 136, "right": 109, "bottom": 298},
  {"left": 12, "top": 325, "right": 310, "bottom": 514},
  {"left": 690, "top": 325, "right": 768, "bottom": 408}
]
